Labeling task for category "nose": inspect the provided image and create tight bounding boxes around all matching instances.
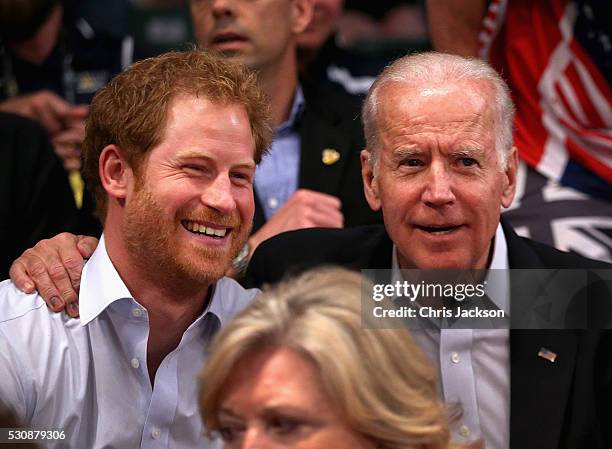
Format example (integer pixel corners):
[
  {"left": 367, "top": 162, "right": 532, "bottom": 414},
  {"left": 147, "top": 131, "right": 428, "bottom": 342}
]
[
  {"left": 421, "top": 163, "right": 456, "bottom": 207},
  {"left": 240, "top": 427, "right": 264, "bottom": 449},
  {"left": 211, "top": 0, "right": 234, "bottom": 17},
  {"left": 202, "top": 174, "right": 236, "bottom": 215}
]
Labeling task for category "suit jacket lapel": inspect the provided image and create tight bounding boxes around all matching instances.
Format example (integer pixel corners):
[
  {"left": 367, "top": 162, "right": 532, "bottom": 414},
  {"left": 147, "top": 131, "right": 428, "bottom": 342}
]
[
  {"left": 510, "top": 331, "right": 577, "bottom": 449},
  {"left": 504, "top": 221, "right": 578, "bottom": 449},
  {"left": 298, "top": 103, "right": 353, "bottom": 197}
]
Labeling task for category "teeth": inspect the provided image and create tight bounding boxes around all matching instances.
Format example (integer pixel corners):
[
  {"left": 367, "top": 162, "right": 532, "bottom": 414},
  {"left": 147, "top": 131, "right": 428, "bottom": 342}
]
[
  {"left": 184, "top": 221, "right": 228, "bottom": 238},
  {"left": 430, "top": 229, "right": 453, "bottom": 235}
]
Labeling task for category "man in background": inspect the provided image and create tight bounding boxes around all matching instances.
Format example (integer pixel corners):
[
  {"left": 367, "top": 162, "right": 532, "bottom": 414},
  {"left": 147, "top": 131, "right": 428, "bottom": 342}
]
[
  {"left": 0, "top": 0, "right": 132, "bottom": 171},
  {"left": 189, "top": 0, "right": 380, "bottom": 274}
]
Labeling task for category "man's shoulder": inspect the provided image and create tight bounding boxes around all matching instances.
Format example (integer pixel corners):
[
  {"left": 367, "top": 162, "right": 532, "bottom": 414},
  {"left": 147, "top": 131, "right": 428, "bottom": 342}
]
[
  {"left": 0, "top": 280, "right": 83, "bottom": 421},
  {"left": 245, "top": 225, "right": 391, "bottom": 287},
  {"left": 258, "top": 225, "right": 387, "bottom": 256},
  {"left": 0, "top": 280, "right": 84, "bottom": 357},
  {"left": 0, "top": 280, "right": 81, "bottom": 358},
  {"left": 515, "top": 235, "right": 612, "bottom": 270},
  {"left": 0, "top": 280, "right": 48, "bottom": 324},
  {"left": 213, "top": 277, "right": 259, "bottom": 315},
  {"left": 502, "top": 220, "right": 612, "bottom": 269}
]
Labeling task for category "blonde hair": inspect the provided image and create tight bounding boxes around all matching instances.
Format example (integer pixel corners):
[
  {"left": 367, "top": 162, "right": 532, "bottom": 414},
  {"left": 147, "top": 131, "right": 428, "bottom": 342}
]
[{"left": 200, "top": 267, "right": 459, "bottom": 449}]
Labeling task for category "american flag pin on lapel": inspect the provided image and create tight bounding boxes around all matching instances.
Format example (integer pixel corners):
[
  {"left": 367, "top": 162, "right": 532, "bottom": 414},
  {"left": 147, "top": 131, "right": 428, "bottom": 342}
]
[{"left": 538, "top": 347, "right": 557, "bottom": 363}]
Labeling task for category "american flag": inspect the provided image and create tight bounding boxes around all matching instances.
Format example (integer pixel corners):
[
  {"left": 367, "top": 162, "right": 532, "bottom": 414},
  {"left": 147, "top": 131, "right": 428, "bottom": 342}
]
[{"left": 478, "top": 0, "right": 612, "bottom": 186}]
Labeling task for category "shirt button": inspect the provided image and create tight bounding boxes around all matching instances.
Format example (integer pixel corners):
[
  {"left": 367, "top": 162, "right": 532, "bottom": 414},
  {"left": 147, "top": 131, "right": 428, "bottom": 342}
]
[
  {"left": 131, "top": 358, "right": 140, "bottom": 369},
  {"left": 450, "top": 352, "right": 461, "bottom": 364},
  {"left": 268, "top": 197, "right": 279, "bottom": 209},
  {"left": 132, "top": 308, "right": 142, "bottom": 318},
  {"left": 459, "top": 425, "right": 470, "bottom": 437},
  {"left": 152, "top": 429, "right": 161, "bottom": 439}
]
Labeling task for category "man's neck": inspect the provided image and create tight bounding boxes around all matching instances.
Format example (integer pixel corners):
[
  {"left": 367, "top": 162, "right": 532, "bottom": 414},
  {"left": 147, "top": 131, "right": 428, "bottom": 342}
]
[
  {"left": 104, "top": 227, "right": 212, "bottom": 383},
  {"left": 256, "top": 50, "right": 300, "bottom": 128}
]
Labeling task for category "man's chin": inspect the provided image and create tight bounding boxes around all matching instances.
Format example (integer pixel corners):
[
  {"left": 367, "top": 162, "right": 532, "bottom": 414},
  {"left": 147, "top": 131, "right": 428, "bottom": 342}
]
[
  {"left": 401, "top": 250, "right": 473, "bottom": 270},
  {"left": 178, "top": 255, "right": 232, "bottom": 285},
  {"left": 216, "top": 49, "right": 247, "bottom": 63},
  {"left": 217, "top": 51, "right": 260, "bottom": 71}
]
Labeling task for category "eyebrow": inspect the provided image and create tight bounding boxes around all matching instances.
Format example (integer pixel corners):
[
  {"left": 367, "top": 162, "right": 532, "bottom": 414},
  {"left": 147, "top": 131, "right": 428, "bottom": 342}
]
[
  {"left": 390, "top": 147, "right": 423, "bottom": 160},
  {"left": 218, "top": 404, "right": 316, "bottom": 419},
  {"left": 391, "top": 146, "right": 487, "bottom": 159},
  {"left": 218, "top": 407, "right": 242, "bottom": 420},
  {"left": 175, "top": 149, "right": 256, "bottom": 169},
  {"left": 450, "top": 147, "right": 487, "bottom": 159}
]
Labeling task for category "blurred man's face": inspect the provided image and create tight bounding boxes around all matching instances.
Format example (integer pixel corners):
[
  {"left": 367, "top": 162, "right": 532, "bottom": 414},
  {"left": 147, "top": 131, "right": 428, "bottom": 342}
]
[
  {"left": 123, "top": 95, "right": 256, "bottom": 287},
  {"left": 297, "top": 0, "right": 343, "bottom": 52},
  {"left": 9, "top": 3, "right": 63, "bottom": 65},
  {"left": 190, "top": 0, "right": 312, "bottom": 72},
  {"left": 362, "top": 81, "right": 517, "bottom": 270}
]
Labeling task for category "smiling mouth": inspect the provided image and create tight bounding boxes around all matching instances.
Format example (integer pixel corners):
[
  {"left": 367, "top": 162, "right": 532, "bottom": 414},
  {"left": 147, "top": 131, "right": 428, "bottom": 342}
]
[
  {"left": 182, "top": 220, "right": 230, "bottom": 239},
  {"left": 415, "top": 225, "right": 462, "bottom": 235}
]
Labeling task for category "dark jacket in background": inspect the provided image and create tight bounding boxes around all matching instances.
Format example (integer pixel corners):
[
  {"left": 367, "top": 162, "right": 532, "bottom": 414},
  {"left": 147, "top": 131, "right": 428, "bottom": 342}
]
[
  {"left": 0, "top": 113, "right": 80, "bottom": 278},
  {"left": 252, "top": 84, "right": 382, "bottom": 232}
]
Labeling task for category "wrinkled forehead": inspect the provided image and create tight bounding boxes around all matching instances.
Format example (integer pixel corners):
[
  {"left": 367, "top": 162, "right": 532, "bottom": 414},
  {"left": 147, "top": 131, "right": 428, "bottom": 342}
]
[{"left": 376, "top": 80, "right": 496, "bottom": 131}]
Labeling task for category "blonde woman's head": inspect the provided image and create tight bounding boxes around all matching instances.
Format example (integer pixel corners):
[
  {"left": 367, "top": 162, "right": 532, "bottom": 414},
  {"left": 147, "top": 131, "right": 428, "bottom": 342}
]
[{"left": 200, "top": 267, "right": 458, "bottom": 449}]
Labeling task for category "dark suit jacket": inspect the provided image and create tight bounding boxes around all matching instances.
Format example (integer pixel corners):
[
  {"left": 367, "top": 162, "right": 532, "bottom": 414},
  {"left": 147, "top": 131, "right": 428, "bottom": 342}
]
[
  {"left": 252, "top": 85, "right": 382, "bottom": 232},
  {"left": 246, "top": 222, "right": 612, "bottom": 449},
  {"left": 0, "top": 113, "right": 81, "bottom": 279}
]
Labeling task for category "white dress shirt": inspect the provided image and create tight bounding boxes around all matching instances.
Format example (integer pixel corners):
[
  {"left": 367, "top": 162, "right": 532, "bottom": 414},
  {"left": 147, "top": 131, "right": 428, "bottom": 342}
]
[
  {"left": 0, "top": 235, "right": 259, "bottom": 449},
  {"left": 391, "top": 223, "right": 511, "bottom": 449}
]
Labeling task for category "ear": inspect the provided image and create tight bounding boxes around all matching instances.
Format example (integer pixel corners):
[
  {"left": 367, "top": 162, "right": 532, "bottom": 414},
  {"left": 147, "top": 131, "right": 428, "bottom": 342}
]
[
  {"left": 500, "top": 146, "right": 518, "bottom": 208},
  {"left": 361, "top": 149, "right": 381, "bottom": 211},
  {"left": 99, "top": 144, "right": 135, "bottom": 203},
  {"left": 290, "top": 0, "right": 314, "bottom": 35}
]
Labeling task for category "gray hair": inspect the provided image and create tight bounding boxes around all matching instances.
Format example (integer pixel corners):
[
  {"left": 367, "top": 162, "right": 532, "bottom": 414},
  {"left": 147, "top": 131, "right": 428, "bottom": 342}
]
[{"left": 362, "top": 52, "right": 515, "bottom": 170}]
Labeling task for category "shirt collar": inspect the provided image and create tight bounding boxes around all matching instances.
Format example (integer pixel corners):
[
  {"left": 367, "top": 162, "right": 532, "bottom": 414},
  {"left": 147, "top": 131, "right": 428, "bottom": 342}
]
[
  {"left": 205, "top": 277, "right": 259, "bottom": 327},
  {"left": 78, "top": 235, "right": 257, "bottom": 328},
  {"left": 79, "top": 234, "right": 133, "bottom": 326},
  {"left": 275, "top": 85, "right": 305, "bottom": 135},
  {"left": 487, "top": 223, "right": 510, "bottom": 316},
  {"left": 489, "top": 222, "right": 508, "bottom": 270}
]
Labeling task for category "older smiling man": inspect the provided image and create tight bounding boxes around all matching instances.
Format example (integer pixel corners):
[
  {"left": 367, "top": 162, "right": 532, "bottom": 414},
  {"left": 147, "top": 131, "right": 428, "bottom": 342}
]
[{"left": 246, "top": 52, "right": 612, "bottom": 449}]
